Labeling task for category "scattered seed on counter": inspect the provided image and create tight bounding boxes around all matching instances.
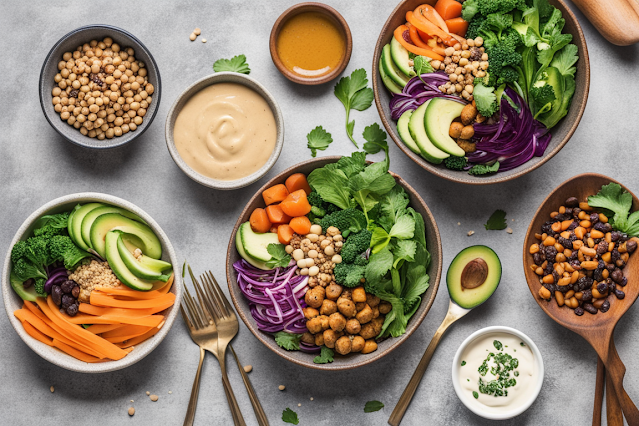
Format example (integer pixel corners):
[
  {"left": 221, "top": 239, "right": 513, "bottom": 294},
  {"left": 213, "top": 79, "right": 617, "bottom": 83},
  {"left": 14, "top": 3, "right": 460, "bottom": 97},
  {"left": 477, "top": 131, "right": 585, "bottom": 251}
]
[
  {"left": 50, "top": 386, "right": 55, "bottom": 393},
  {"left": 297, "top": 403, "right": 301, "bottom": 407},
  {"left": 506, "top": 228, "right": 513, "bottom": 234},
  {"left": 130, "top": 400, "right": 134, "bottom": 402},
  {"left": 468, "top": 230, "right": 475, "bottom": 236},
  {"left": 168, "top": 391, "right": 172, "bottom": 394},
  {"left": 189, "top": 33, "right": 197, "bottom": 41},
  {"left": 278, "top": 385, "right": 286, "bottom": 391},
  {"left": 310, "top": 397, "right": 314, "bottom": 401},
  {"left": 244, "top": 365, "right": 253, "bottom": 373},
  {"left": 457, "top": 222, "right": 461, "bottom": 226},
  {"left": 128, "top": 407, "right": 135, "bottom": 416},
  {"left": 146, "top": 391, "right": 150, "bottom": 396},
  {"left": 202, "top": 38, "right": 207, "bottom": 43},
  {"left": 194, "top": 27, "right": 201, "bottom": 35},
  {"left": 150, "top": 394, "right": 159, "bottom": 402}
]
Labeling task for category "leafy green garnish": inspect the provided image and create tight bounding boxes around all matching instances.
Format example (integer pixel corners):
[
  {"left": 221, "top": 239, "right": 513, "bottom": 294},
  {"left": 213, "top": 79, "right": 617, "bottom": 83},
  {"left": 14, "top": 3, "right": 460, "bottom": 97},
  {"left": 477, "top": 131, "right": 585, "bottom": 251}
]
[
  {"left": 313, "top": 346, "right": 334, "bottom": 364},
  {"left": 473, "top": 82, "right": 498, "bottom": 117},
  {"left": 413, "top": 56, "right": 434, "bottom": 85},
  {"left": 469, "top": 162, "right": 500, "bottom": 176},
  {"left": 364, "top": 400, "right": 384, "bottom": 413},
  {"left": 473, "top": 391, "right": 479, "bottom": 399},
  {"left": 493, "top": 339, "right": 503, "bottom": 350},
  {"left": 213, "top": 54, "right": 250, "bottom": 74},
  {"left": 282, "top": 408, "right": 299, "bottom": 425},
  {"left": 306, "top": 126, "right": 333, "bottom": 158},
  {"left": 477, "top": 351, "right": 519, "bottom": 397},
  {"left": 461, "top": 361, "right": 467, "bottom": 366},
  {"left": 265, "top": 244, "right": 291, "bottom": 269},
  {"left": 485, "top": 210, "right": 507, "bottom": 230},
  {"left": 588, "top": 183, "right": 639, "bottom": 236},
  {"left": 362, "top": 123, "right": 390, "bottom": 169},
  {"left": 550, "top": 44, "right": 579, "bottom": 78},
  {"left": 274, "top": 331, "right": 302, "bottom": 351},
  {"left": 334, "top": 68, "right": 374, "bottom": 147}
]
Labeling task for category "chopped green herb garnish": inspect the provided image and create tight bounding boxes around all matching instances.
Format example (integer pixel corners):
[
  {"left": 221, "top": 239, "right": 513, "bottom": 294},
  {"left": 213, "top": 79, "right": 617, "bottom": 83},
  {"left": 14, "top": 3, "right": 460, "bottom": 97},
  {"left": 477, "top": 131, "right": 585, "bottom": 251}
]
[
  {"left": 213, "top": 54, "right": 250, "bottom": 74},
  {"left": 473, "top": 391, "right": 479, "bottom": 399},
  {"left": 485, "top": 211, "right": 507, "bottom": 230},
  {"left": 273, "top": 331, "right": 302, "bottom": 351},
  {"left": 520, "top": 342, "right": 525, "bottom": 346},
  {"left": 313, "top": 346, "right": 334, "bottom": 364},
  {"left": 282, "top": 408, "right": 299, "bottom": 425},
  {"left": 364, "top": 400, "right": 384, "bottom": 413},
  {"left": 265, "top": 244, "right": 291, "bottom": 269},
  {"left": 476, "top": 351, "right": 520, "bottom": 398},
  {"left": 493, "top": 340, "right": 503, "bottom": 351},
  {"left": 307, "top": 126, "right": 333, "bottom": 157},
  {"left": 514, "top": 371, "right": 520, "bottom": 377},
  {"left": 461, "top": 361, "right": 467, "bottom": 366}
]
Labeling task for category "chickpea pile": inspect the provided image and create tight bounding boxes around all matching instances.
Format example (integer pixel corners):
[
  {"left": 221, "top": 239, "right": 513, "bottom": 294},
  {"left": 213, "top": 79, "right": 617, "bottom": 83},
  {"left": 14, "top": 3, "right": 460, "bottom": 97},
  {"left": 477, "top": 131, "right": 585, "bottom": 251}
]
[
  {"left": 286, "top": 224, "right": 343, "bottom": 284},
  {"left": 430, "top": 37, "right": 488, "bottom": 102},
  {"left": 51, "top": 37, "right": 154, "bottom": 140},
  {"left": 531, "top": 196, "right": 638, "bottom": 316},
  {"left": 449, "top": 102, "right": 485, "bottom": 154}
]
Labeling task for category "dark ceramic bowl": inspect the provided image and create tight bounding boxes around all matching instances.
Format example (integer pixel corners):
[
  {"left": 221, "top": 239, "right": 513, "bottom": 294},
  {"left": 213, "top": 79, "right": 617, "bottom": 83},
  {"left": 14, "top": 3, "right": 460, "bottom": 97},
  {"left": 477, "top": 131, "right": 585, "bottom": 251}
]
[
  {"left": 39, "top": 25, "right": 161, "bottom": 149},
  {"left": 226, "top": 157, "right": 443, "bottom": 370},
  {"left": 372, "top": 0, "right": 590, "bottom": 185}
]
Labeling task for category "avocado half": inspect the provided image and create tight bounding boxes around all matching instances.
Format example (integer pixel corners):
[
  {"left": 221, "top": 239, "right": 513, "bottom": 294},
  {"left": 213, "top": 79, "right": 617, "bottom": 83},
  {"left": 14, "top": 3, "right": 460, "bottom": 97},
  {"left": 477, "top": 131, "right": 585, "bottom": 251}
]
[{"left": 447, "top": 245, "right": 501, "bottom": 309}]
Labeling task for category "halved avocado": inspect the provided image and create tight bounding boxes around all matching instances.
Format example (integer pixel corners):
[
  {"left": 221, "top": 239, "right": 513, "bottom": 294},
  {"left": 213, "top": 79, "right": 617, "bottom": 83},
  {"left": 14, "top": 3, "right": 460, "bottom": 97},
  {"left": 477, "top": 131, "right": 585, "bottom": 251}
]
[
  {"left": 105, "top": 231, "right": 155, "bottom": 291},
  {"left": 382, "top": 44, "right": 410, "bottom": 87},
  {"left": 80, "top": 205, "right": 144, "bottom": 250},
  {"left": 397, "top": 110, "right": 420, "bottom": 155},
  {"left": 379, "top": 58, "right": 403, "bottom": 95},
  {"left": 408, "top": 100, "right": 449, "bottom": 164},
  {"left": 239, "top": 222, "right": 280, "bottom": 262},
  {"left": 116, "top": 233, "right": 172, "bottom": 281},
  {"left": 90, "top": 213, "right": 162, "bottom": 260},
  {"left": 236, "top": 225, "right": 270, "bottom": 270},
  {"left": 424, "top": 98, "right": 466, "bottom": 157},
  {"left": 68, "top": 203, "right": 104, "bottom": 251},
  {"left": 390, "top": 37, "right": 415, "bottom": 78},
  {"left": 10, "top": 272, "right": 38, "bottom": 302},
  {"left": 447, "top": 245, "right": 501, "bottom": 309}
]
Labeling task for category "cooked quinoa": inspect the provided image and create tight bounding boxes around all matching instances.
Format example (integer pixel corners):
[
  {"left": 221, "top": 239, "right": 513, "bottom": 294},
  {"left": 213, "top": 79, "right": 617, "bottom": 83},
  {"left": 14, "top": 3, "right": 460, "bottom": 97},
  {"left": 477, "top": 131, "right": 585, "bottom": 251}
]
[{"left": 69, "top": 259, "right": 121, "bottom": 302}]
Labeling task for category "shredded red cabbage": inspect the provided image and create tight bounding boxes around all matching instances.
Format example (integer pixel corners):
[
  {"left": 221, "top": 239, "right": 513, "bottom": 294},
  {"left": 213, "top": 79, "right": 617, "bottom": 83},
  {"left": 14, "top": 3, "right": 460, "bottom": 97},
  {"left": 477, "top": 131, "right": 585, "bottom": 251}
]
[
  {"left": 44, "top": 267, "right": 68, "bottom": 294},
  {"left": 389, "top": 72, "right": 467, "bottom": 120},
  {"left": 468, "top": 87, "right": 551, "bottom": 171}
]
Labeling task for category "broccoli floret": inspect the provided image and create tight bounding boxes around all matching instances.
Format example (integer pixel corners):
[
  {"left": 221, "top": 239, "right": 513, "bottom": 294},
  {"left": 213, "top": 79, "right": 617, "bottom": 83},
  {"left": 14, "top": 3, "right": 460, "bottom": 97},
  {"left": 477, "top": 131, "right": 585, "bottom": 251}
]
[
  {"left": 33, "top": 212, "right": 69, "bottom": 239},
  {"left": 24, "top": 236, "right": 53, "bottom": 270},
  {"left": 462, "top": 0, "right": 480, "bottom": 21},
  {"left": 353, "top": 255, "right": 368, "bottom": 267},
  {"left": 48, "top": 235, "right": 92, "bottom": 270},
  {"left": 487, "top": 44, "right": 522, "bottom": 77},
  {"left": 307, "top": 191, "right": 324, "bottom": 209},
  {"left": 319, "top": 209, "right": 367, "bottom": 235},
  {"left": 334, "top": 262, "right": 367, "bottom": 288},
  {"left": 469, "top": 161, "right": 500, "bottom": 175},
  {"left": 341, "top": 230, "right": 372, "bottom": 264},
  {"left": 530, "top": 80, "right": 556, "bottom": 116},
  {"left": 443, "top": 156, "right": 468, "bottom": 171},
  {"left": 12, "top": 258, "right": 47, "bottom": 283},
  {"left": 11, "top": 240, "right": 28, "bottom": 264},
  {"left": 466, "top": 14, "right": 487, "bottom": 40},
  {"left": 34, "top": 278, "right": 46, "bottom": 298},
  {"left": 478, "top": 0, "right": 526, "bottom": 15},
  {"left": 496, "top": 66, "right": 520, "bottom": 86}
]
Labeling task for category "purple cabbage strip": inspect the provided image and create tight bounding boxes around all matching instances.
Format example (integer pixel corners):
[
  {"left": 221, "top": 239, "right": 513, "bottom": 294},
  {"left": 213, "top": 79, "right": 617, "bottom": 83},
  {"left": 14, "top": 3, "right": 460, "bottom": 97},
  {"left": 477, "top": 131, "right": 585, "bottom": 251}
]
[
  {"left": 468, "top": 87, "right": 552, "bottom": 172},
  {"left": 389, "top": 72, "right": 467, "bottom": 120},
  {"left": 44, "top": 267, "right": 68, "bottom": 294}
]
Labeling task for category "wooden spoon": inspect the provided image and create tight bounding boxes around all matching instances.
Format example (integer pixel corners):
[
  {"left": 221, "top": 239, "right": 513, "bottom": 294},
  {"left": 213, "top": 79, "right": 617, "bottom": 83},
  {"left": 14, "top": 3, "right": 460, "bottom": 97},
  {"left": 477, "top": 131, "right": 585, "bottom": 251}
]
[
  {"left": 569, "top": 0, "right": 639, "bottom": 46},
  {"left": 523, "top": 173, "right": 639, "bottom": 425}
]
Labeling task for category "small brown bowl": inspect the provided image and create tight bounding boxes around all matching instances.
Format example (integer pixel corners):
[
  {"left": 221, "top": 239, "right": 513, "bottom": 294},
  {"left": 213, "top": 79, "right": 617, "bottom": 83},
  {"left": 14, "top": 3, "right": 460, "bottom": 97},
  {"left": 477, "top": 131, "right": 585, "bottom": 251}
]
[
  {"left": 269, "top": 2, "right": 352, "bottom": 85},
  {"left": 372, "top": 0, "right": 590, "bottom": 185},
  {"left": 226, "top": 157, "right": 443, "bottom": 370}
]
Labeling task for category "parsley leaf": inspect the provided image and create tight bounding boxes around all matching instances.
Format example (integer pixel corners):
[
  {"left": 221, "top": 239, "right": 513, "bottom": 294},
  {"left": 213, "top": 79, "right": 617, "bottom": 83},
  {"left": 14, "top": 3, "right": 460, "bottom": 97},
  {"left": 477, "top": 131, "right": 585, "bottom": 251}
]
[
  {"left": 362, "top": 123, "right": 390, "bottom": 170},
  {"left": 485, "top": 209, "right": 507, "bottom": 230},
  {"left": 588, "top": 183, "right": 639, "bottom": 236},
  {"left": 364, "top": 400, "right": 385, "bottom": 413},
  {"left": 334, "top": 68, "right": 374, "bottom": 148},
  {"left": 213, "top": 54, "right": 250, "bottom": 74},
  {"left": 413, "top": 56, "right": 434, "bottom": 84},
  {"left": 274, "top": 331, "right": 302, "bottom": 351},
  {"left": 469, "top": 161, "right": 500, "bottom": 176},
  {"left": 313, "top": 346, "right": 334, "bottom": 364},
  {"left": 306, "top": 126, "right": 333, "bottom": 157},
  {"left": 265, "top": 244, "right": 291, "bottom": 268},
  {"left": 282, "top": 408, "right": 299, "bottom": 425}
]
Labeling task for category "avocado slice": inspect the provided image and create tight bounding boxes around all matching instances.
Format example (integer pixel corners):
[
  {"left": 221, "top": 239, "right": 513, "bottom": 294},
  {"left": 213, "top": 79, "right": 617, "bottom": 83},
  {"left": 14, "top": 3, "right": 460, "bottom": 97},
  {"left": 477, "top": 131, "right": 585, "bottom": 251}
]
[
  {"left": 408, "top": 100, "right": 449, "bottom": 164},
  {"left": 236, "top": 225, "right": 270, "bottom": 270},
  {"left": 390, "top": 37, "right": 415, "bottom": 78},
  {"left": 239, "top": 222, "right": 280, "bottom": 262},
  {"left": 447, "top": 245, "right": 501, "bottom": 309},
  {"left": 68, "top": 203, "right": 104, "bottom": 251},
  {"left": 10, "top": 272, "right": 38, "bottom": 302},
  {"left": 90, "top": 213, "right": 162, "bottom": 260},
  {"left": 105, "top": 231, "right": 155, "bottom": 291},
  {"left": 397, "top": 110, "right": 421, "bottom": 155},
  {"left": 379, "top": 58, "right": 403, "bottom": 95},
  {"left": 424, "top": 98, "right": 466, "bottom": 157},
  {"left": 116, "top": 233, "right": 172, "bottom": 282},
  {"left": 80, "top": 205, "right": 144, "bottom": 250},
  {"left": 382, "top": 44, "right": 410, "bottom": 88}
]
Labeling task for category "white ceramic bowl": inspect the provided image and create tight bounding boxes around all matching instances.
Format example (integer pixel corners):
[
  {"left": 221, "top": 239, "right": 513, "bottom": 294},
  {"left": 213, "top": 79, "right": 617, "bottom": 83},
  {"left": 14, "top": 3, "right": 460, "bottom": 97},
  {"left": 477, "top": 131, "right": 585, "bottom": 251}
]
[
  {"left": 165, "top": 72, "right": 285, "bottom": 190},
  {"left": 452, "top": 326, "right": 544, "bottom": 420},
  {"left": 2, "top": 193, "right": 182, "bottom": 373}
]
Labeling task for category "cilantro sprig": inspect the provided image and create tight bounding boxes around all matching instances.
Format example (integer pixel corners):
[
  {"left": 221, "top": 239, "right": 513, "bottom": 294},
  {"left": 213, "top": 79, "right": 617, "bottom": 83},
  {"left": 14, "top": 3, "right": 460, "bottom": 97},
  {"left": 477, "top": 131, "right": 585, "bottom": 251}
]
[
  {"left": 334, "top": 69, "right": 374, "bottom": 148},
  {"left": 265, "top": 244, "right": 291, "bottom": 268},
  {"left": 307, "top": 126, "right": 333, "bottom": 157},
  {"left": 485, "top": 210, "right": 507, "bottom": 231},
  {"left": 313, "top": 346, "right": 334, "bottom": 364},
  {"left": 362, "top": 123, "right": 390, "bottom": 169},
  {"left": 282, "top": 408, "right": 299, "bottom": 425},
  {"left": 588, "top": 183, "right": 639, "bottom": 236},
  {"left": 213, "top": 54, "right": 250, "bottom": 74},
  {"left": 364, "top": 400, "right": 384, "bottom": 413},
  {"left": 274, "top": 331, "right": 302, "bottom": 351}
]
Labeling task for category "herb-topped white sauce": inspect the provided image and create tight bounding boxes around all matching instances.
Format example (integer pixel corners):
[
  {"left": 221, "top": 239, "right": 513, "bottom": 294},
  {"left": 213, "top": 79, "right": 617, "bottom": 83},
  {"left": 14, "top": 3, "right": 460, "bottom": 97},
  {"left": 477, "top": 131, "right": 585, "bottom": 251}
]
[{"left": 458, "top": 332, "right": 536, "bottom": 413}]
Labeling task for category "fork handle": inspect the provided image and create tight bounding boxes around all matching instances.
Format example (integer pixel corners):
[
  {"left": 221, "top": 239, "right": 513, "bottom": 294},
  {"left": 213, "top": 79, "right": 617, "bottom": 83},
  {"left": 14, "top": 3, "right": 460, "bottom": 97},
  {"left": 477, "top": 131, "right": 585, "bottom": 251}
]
[
  {"left": 219, "top": 348, "right": 247, "bottom": 426},
  {"left": 183, "top": 347, "right": 206, "bottom": 426},
  {"left": 230, "top": 344, "right": 269, "bottom": 426}
]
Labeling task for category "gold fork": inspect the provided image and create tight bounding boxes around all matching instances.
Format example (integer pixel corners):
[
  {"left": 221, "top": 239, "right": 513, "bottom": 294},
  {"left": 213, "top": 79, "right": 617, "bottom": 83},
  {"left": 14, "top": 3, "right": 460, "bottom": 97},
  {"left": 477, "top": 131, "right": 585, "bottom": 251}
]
[
  {"left": 200, "top": 270, "right": 269, "bottom": 426},
  {"left": 181, "top": 269, "right": 246, "bottom": 426}
]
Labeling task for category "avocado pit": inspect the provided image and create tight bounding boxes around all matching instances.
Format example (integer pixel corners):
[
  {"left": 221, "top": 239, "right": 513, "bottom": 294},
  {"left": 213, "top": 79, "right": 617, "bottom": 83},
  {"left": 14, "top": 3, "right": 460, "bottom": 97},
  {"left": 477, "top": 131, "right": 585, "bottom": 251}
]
[{"left": 461, "top": 258, "right": 489, "bottom": 290}]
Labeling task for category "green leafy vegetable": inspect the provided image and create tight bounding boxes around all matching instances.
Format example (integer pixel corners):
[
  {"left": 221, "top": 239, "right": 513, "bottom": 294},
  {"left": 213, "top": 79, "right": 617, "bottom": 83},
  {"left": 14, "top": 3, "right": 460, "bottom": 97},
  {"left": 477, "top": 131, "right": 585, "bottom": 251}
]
[
  {"left": 485, "top": 210, "right": 507, "bottom": 230},
  {"left": 274, "top": 331, "right": 302, "bottom": 351},
  {"left": 473, "top": 82, "right": 498, "bottom": 117},
  {"left": 313, "top": 346, "right": 334, "bottom": 364},
  {"left": 413, "top": 56, "right": 434, "bottom": 86},
  {"left": 213, "top": 54, "right": 250, "bottom": 74},
  {"left": 469, "top": 162, "right": 500, "bottom": 175},
  {"left": 306, "top": 126, "right": 333, "bottom": 157},
  {"left": 334, "top": 68, "right": 374, "bottom": 147},
  {"left": 362, "top": 123, "right": 390, "bottom": 169},
  {"left": 48, "top": 235, "right": 92, "bottom": 270},
  {"left": 550, "top": 44, "right": 578, "bottom": 77},
  {"left": 265, "top": 244, "right": 291, "bottom": 269},
  {"left": 364, "top": 400, "right": 385, "bottom": 413},
  {"left": 282, "top": 408, "right": 299, "bottom": 425},
  {"left": 588, "top": 183, "right": 639, "bottom": 236},
  {"left": 443, "top": 156, "right": 468, "bottom": 171}
]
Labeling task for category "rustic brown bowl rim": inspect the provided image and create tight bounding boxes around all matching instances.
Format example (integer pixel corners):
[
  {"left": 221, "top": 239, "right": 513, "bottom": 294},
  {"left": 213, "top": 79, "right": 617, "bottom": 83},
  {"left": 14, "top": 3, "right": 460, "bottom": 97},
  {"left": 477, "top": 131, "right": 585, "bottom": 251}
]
[
  {"left": 372, "top": 0, "right": 590, "bottom": 185},
  {"left": 225, "top": 156, "right": 443, "bottom": 370},
  {"left": 269, "top": 2, "right": 353, "bottom": 85}
]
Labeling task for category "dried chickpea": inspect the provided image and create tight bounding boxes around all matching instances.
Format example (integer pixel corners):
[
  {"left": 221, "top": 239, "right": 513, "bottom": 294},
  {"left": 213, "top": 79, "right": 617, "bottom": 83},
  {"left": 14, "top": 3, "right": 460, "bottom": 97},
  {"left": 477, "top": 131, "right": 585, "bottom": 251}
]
[
  {"left": 345, "top": 319, "right": 361, "bottom": 335},
  {"left": 351, "top": 336, "right": 366, "bottom": 352}
]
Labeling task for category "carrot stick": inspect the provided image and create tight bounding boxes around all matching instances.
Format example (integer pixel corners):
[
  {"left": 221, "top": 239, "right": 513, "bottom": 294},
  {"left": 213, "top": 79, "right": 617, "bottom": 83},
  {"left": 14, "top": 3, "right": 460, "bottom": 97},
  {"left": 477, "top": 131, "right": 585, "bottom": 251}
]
[
  {"left": 116, "top": 322, "right": 164, "bottom": 348},
  {"left": 284, "top": 173, "right": 312, "bottom": 195},
  {"left": 21, "top": 320, "right": 53, "bottom": 346},
  {"left": 100, "top": 325, "right": 152, "bottom": 339},
  {"left": 409, "top": 24, "right": 431, "bottom": 49},
  {"left": 156, "top": 274, "right": 174, "bottom": 294},
  {"left": 64, "top": 313, "right": 164, "bottom": 327},
  {"left": 406, "top": 11, "right": 455, "bottom": 46},
  {"left": 52, "top": 339, "right": 107, "bottom": 363},
  {"left": 265, "top": 204, "right": 291, "bottom": 224},
  {"left": 93, "top": 287, "right": 165, "bottom": 300},
  {"left": 79, "top": 303, "right": 155, "bottom": 317},
  {"left": 394, "top": 25, "right": 445, "bottom": 60},
  {"left": 415, "top": 4, "right": 449, "bottom": 33},
  {"left": 86, "top": 324, "right": 125, "bottom": 334},
  {"left": 249, "top": 208, "right": 272, "bottom": 234},
  {"left": 148, "top": 300, "right": 177, "bottom": 315},
  {"left": 90, "top": 292, "right": 175, "bottom": 309}
]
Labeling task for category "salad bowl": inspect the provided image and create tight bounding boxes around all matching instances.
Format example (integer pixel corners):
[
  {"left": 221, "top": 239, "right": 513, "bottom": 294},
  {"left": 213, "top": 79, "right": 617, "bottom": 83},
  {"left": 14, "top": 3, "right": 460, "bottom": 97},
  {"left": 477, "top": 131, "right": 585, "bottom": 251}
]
[
  {"left": 2, "top": 193, "right": 182, "bottom": 373},
  {"left": 372, "top": 0, "right": 590, "bottom": 185},
  {"left": 226, "top": 157, "right": 443, "bottom": 370}
]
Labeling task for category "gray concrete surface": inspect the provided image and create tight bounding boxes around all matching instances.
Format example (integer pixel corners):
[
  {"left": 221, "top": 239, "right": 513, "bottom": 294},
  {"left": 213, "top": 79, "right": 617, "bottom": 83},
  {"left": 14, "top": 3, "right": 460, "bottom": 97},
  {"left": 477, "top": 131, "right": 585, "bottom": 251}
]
[{"left": 1, "top": 1, "right": 638, "bottom": 425}]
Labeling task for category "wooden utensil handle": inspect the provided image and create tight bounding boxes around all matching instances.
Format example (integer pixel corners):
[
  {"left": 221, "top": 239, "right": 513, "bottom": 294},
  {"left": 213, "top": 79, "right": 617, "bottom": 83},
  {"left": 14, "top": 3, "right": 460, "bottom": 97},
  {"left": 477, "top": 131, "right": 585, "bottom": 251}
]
[
  {"left": 599, "top": 336, "right": 639, "bottom": 425},
  {"left": 569, "top": 0, "right": 639, "bottom": 46},
  {"left": 606, "top": 366, "right": 625, "bottom": 426},
  {"left": 593, "top": 357, "right": 604, "bottom": 426}
]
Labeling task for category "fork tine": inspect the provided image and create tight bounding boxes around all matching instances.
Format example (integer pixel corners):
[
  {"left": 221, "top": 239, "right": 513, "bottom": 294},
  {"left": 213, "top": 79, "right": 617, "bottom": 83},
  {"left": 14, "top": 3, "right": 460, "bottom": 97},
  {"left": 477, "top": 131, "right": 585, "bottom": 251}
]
[
  {"left": 207, "top": 271, "right": 234, "bottom": 315},
  {"left": 183, "top": 290, "right": 203, "bottom": 329},
  {"left": 200, "top": 272, "right": 228, "bottom": 318},
  {"left": 189, "top": 265, "right": 220, "bottom": 321},
  {"left": 204, "top": 271, "right": 230, "bottom": 317},
  {"left": 179, "top": 304, "right": 193, "bottom": 329}
]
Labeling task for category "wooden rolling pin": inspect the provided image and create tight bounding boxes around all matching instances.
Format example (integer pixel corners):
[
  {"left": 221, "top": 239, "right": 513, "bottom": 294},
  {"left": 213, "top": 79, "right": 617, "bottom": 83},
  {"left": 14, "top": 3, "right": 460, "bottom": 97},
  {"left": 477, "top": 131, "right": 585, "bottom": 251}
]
[{"left": 569, "top": 0, "right": 639, "bottom": 45}]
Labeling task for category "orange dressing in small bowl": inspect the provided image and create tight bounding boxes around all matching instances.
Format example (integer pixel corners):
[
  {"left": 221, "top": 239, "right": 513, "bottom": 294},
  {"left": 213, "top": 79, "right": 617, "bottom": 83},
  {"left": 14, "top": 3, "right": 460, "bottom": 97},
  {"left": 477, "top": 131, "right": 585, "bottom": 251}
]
[{"left": 276, "top": 12, "right": 345, "bottom": 78}]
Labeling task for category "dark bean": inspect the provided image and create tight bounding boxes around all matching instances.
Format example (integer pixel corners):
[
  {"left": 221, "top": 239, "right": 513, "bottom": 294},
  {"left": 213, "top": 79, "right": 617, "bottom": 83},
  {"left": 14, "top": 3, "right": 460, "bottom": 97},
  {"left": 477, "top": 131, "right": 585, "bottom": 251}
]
[
  {"left": 611, "top": 249, "right": 620, "bottom": 262},
  {"left": 565, "top": 208, "right": 573, "bottom": 216},
  {"left": 52, "top": 285, "right": 62, "bottom": 306},
  {"left": 71, "top": 285, "right": 80, "bottom": 298},
  {"left": 577, "top": 276, "right": 592, "bottom": 289},
  {"left": 572, "top": 207, "right": 582, "bottom": 218},
  {"left": 61, "top": 280, "right": 74, "bottom": 294},
  {"left": 61, "top": 294, "right": 74, "bottom": 308},
  {"left": 583, "top": 303, "right": 598, "bottom": 315},
  {"left": 66, "top": 303, "right": 79, "bottom": 317},
  {"left": 626, "top": 240, "right": 637, "bottom": 253},
  {"left": 558, "top": 237, "right": 573, "bottom": 250},
  {"left": 23, "top": 278, "right": 34, "bottom": 289},
  {"left": 594, "top": 268, "right": 604, "bottom": 282},
  {"left": 600, "top": 300, "right": 610, "bottom": 313},
  {"left": 545, "top": 262, "right": 554, "bottom": 275},
  {"left": 565, "top": 197, "right": 579, "bottom": 207},
  {"left": 593, "top": 222, "right": 606, "bottom": 232},
  {"left": 619, "top": 277, "right": 628, "bottom": 287},
  {"left": 541, "top": 221, "right": 555, "bottom": 234},
  {"left": 616, "top": 259, "right": 625, "bottom": 268},
  {"left": 556, "top": 284, "right": 571, "bottom": 292},
  {"left": 574, "top": 306, "right": 585, "bottom": 316},
  {"left": 607, "top": 280, "right": 616, "bottom": 293},
  {"left": 555, "top": 213, "right": 571, "bottom": 221},
  {"left": 596, "top": 282, "right": 608, "bottom": 293},
  {"left": 567, "top": 221, "right": 579, "bottom": 231},
  {"left": 606, "top": 263, "right": 615, "bottom": 272},
  {"left": 614, "top": 289, "right": 625, "bottom": 299},
  {"left": 589, "top": 213, "right": 599, "bottom": 224},
  {"left": 596, "top": 241, "right": 608, "bottom": 255},
  {"left": 543, "top": 283, "right": 557, "bottom": 293},
  {"left": 581, "top": 289, "right": 593, "bottom": 301},
  {"left": 602, "top": 223, "right": 612, "bottom": 233},
  {"left": 619, "top": 233, "right": 629, "bottom": 243},
  {"left": 545, "top": 246, "right": 557, "bottom": 263},
  {"left": 611, "top": 231, "right": 621, "bottom": 242}
]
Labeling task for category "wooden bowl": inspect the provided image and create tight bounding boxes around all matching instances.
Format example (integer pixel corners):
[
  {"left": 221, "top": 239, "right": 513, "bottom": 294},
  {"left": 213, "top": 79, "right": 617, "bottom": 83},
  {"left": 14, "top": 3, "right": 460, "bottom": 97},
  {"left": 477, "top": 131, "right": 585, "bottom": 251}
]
[
  {"left": 372, "top": 0, "right": 590, "bottom": 185},
  {"left": 269, "top": 2, "right": 352, "bottom": 85},
  {"left": 226, "top": 157, "right": 443, "bottom": 370}
]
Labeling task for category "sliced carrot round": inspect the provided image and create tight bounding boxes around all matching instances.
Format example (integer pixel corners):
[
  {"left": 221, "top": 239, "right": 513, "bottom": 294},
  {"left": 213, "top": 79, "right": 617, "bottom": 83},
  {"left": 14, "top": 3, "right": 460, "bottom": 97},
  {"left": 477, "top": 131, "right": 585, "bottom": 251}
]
[
  {"left": 289, "top": 216, "right": 312, "bottom": 235},
  {"left": 262, "top": 184, "right": 289, "bottom": 206},
  {"left": 265, "top": 204, "right": 291, "bottom": 224},
  {"left": 285, "top": 173, "right": 312, "bottom": 195},
  {"left": 279, "top": 190, "right": 312, "bottom": 217}
]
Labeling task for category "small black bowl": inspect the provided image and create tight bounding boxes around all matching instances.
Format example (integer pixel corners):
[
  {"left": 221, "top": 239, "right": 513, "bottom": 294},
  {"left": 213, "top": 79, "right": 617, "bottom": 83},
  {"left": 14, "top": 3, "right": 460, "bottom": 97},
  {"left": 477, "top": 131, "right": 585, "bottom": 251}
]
[{"left": 39, "top": 25, "right": 161, "bottom": 149}]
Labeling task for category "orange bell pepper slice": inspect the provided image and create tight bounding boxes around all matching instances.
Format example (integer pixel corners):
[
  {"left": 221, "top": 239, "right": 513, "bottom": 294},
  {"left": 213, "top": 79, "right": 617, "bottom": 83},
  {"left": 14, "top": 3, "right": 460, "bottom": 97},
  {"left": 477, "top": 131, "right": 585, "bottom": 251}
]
[{"left": 393, "top": 25, "right": 445, "bottom": 61}]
